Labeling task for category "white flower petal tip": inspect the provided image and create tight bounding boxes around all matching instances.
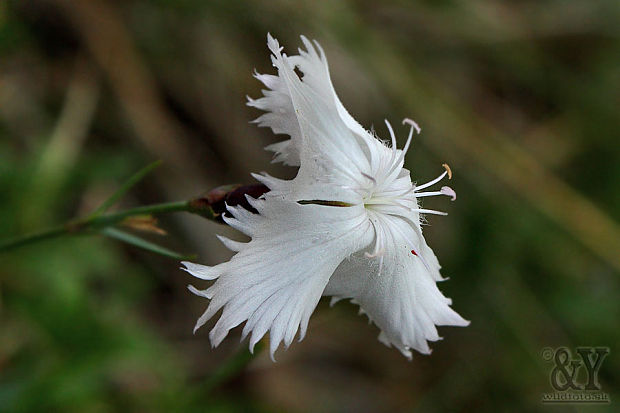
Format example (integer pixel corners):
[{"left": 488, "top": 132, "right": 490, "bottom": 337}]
[
  {"left": 193, "top": 311, "right": 208, "bottom": 335},
  {"left": 181, "top": 261, "right": 219, "bottom": 280},
  {"left": 450, "top": 315, "right": 471, "bottom": 327},
  {"left": 187, "top": 284, "right": 210, "bottom": 299},
  {"left": 186, "top": 33, "right": 467, "bottom": 360},
  {"left": 329, "top": 296, "right": 343, "bottom": 307},
  {"left": 215, "top": 234, "right": 246, "bottom": 252}
]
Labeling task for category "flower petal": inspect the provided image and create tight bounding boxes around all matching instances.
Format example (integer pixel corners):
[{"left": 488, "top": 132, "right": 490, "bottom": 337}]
[
  {"left": 247, "top": 71, "right": 301, "bottom": 166},
  {"left": 323, "top": 214, "right": 468, "bottom": 359},
  {"left": 184, "top": 196, "right": 373, "bottom": 359},
  {"left": 249, "top": 34, "right": 383, "bottom": 204},
  {"left": 249, "top": 35, "right": 373, "bottom": 168}
]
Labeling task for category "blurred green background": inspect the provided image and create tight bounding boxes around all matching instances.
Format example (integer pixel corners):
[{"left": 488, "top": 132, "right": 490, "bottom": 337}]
[{"left": 1, "top": 0, "right": 619, "bottom": 412}]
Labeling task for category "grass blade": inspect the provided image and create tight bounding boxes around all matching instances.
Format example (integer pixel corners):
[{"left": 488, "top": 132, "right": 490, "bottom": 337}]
[{"left": 91, "top": 160, "right": 162, "bottom": 216}]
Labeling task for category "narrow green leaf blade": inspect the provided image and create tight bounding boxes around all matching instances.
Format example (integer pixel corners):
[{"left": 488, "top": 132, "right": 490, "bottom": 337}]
[
  {"left": 101, "top": 227, "right": 195, "bottom": 260},
  {"left": 91, "top": 160, "right": 162, "bottom": 216}
]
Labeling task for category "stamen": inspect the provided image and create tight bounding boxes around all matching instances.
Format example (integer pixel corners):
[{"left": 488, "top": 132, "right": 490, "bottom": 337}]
[
  {"left": 384, "top": 119, "right": 398, "bottom": 154},
  {"left": 381, "top": 119, "right": 417, "bottom": 185},
  {"left": 394, "top": 120, "right": 415, "bottom": 166},
  {"left": 374, "top": 202, "right": 448, "bottom": 216},
  {"left": 373, "top": 118, "right": 420, "bottom": 191},
  {"left": 412, "top": 208, "right": 448, "bottom": 216},
  {"left": 383, "top": 119, "right": 399, "bottom": 177},
  {"left": 414, "top": 170, "right": 448, "bottom": 192},
  {"left": 414, "top": 186, "right": 457, "bottom": 201},
  {"left": 414, "top": 191, "right": 444, "bottom": 198}
]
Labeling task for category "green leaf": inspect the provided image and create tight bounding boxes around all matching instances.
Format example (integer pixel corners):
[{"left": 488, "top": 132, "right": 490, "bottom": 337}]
[
  {"left": 90, "top": 160, "right": 162, "bottom": 217},
  {"left": 100, "top": 227, "right": 195, "bottom": 261}
]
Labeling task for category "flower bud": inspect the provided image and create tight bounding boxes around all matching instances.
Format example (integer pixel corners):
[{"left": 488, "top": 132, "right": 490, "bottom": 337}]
[{"left": 188, "top": 183, "right": 269, "bottom": 223}]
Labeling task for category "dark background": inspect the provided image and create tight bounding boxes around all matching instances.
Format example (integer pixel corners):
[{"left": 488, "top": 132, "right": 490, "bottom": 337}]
[{"left": 1, "top": 0, "right": 618, "bottom": 412}]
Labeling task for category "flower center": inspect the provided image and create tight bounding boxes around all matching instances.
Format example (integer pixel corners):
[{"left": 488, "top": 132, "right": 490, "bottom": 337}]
[
  {"left": 297, "top": 119, "right": 457, "bottom": 275},
  {"left": 356, "top": 119, "right": 457, "bottom": 274}
]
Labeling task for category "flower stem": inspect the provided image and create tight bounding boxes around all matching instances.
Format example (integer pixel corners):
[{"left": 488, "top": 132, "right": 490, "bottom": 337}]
[
  {"left": 0, "top": 183, "right": 268, "bottom": 254},
  {"left": 0, "top": 200, "right": 195, "bottom": 253},
  {"left": 88, "top": 200, "right": 191, "bottom": 229},
  {"left": 0, "top": 225, "right": 69, "bottom": 252}
]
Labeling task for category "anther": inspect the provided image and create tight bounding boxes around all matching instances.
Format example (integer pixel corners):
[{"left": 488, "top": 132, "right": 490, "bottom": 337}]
[
  {"left": 440, "top": 186, "right": 457, "bottom": 201},
  {"left": 402, "top": 118, "right": 421, "bottom": 135},
  {"left": 442, "top": 163, "right": 452, "bottom": 180}
]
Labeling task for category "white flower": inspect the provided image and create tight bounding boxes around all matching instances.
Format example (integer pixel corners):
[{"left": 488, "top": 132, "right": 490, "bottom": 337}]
[{"left": 183, "top": 34, "right": 468, "bottom": 360}]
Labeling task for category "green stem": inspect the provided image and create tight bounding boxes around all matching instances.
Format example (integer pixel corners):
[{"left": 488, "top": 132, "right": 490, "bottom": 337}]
[
  {"left": 0, "top": 225, "right": 69, "bottom": 252},
  {"left": 0, "top": 200, "right": 195, "bottom": 253},
  {"left": 88, "top": 201, "right": 191, "bottom": 228}
]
